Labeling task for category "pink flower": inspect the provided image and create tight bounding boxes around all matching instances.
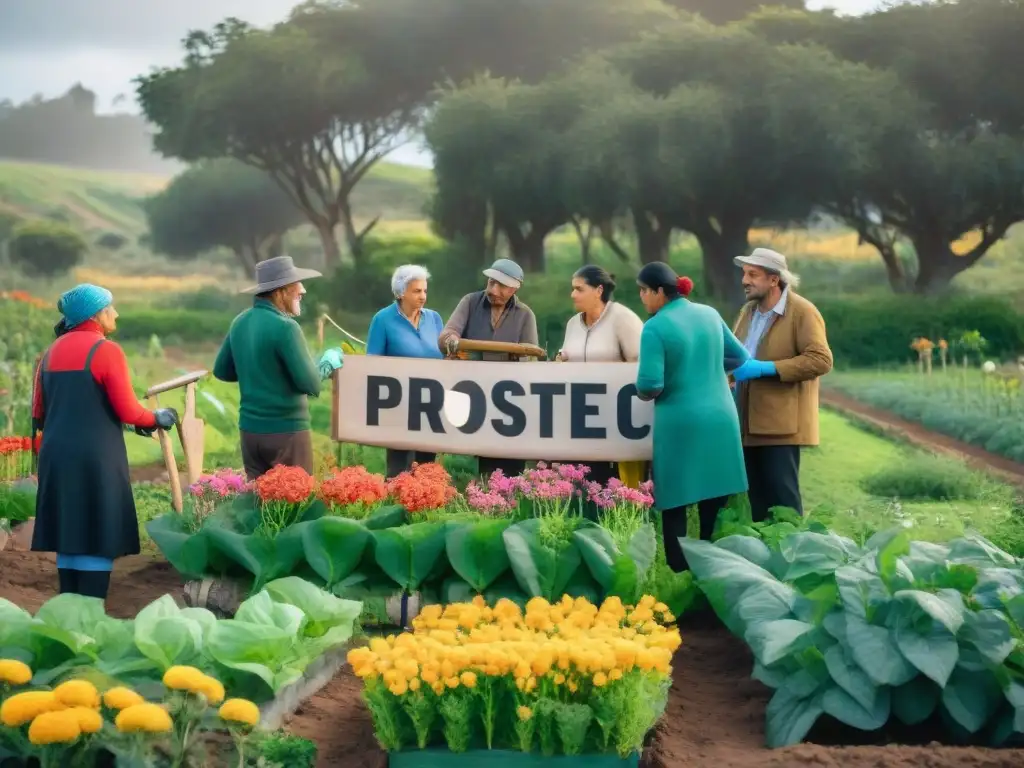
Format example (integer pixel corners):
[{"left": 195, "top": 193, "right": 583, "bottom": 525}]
[{"left": 555, "top": 463, "right": 591, "bottom": 483}]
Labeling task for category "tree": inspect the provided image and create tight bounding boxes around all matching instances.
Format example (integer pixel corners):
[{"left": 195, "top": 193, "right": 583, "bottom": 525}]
[
  {"left": 143, "top": 159, "right": 305, "bottom": 277},
  {"left": 604, "top": 22, "right": 910, "bottom": 302},
  {"left": 136, "top": 15, "right": 422, "bottom": 272},
  {"left": 9, "top": 221, "right": 87, "bottom": 278},
  {"left": 748, "top": 2, "right": 1024, "bottom": 293},
  {"left": 665, "top": 0, "right": 804, "bottom": 25}
]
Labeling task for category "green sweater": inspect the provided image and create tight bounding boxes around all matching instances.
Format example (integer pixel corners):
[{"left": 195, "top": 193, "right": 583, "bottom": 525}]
[{"left": 213, "top": 300, "right": 321, "bottom": 434}]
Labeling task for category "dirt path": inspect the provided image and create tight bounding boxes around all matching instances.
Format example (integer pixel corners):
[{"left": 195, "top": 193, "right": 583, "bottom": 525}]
[{"left": 821, "top": 389, "right": 1024, "bottom": 488}]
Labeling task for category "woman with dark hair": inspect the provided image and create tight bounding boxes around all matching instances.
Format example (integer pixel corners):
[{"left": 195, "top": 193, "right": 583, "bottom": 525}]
[
  {"left": 31, "top": 284, "right": 178, "bottom": 601},
  {"left": 555, "top": 265, "right": 644, "bottom": 495},
  {"left": 635, "top": 262, "right": 749, "bottom": 572}
]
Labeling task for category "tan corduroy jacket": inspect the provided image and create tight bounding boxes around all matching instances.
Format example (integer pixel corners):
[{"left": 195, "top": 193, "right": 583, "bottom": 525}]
[{"left": 732, "top": 291, "right": 833, "bottom": 447}]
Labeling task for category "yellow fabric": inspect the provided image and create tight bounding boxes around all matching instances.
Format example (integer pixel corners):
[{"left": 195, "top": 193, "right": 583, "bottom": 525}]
[{"left": 618, "top": 461, "right": 646, "bottom": 488}]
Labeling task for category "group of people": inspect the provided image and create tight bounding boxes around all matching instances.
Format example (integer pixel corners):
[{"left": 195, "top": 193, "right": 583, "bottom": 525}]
[{"left": 28, "top": 246, "right": 831, "bottom": 601}]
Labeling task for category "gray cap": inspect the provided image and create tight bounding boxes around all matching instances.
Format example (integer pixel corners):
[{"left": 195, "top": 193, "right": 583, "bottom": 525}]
[
  {"left": 734, "top": 247, "right": 788, "bottom": 274},
  {"left": 241, "top": 256, "right": 322, "bottom": 294},
  {"left": 483, "top": 258, "right": 524, "bottom": 289}
]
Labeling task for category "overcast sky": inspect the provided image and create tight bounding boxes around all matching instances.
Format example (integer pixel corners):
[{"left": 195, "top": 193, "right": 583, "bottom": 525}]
[{"left": 0, "top": 0, "right": 893, "bottom": 167}]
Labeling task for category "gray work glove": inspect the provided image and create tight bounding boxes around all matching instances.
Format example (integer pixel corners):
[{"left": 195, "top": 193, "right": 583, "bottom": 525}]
[
  {"left": 444, "top": 336, "right": 461, "bottom": 357},
  {"left": 154, "top": 408, "right": 179, "bottom": 430}
]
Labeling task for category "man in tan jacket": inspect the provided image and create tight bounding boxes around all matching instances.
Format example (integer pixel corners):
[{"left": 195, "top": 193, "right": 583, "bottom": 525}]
[{"left": 730, "top": 248, "right": 832, "bottom": 522}]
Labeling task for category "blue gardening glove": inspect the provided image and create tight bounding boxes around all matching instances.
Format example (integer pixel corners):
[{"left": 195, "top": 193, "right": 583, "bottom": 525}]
[
  {"left": 318, "top": 347, "right": 344, "bottom": 380},
  {"left": 732, "top": 359, "right": 777, "bottom": 383},
  {"left": 154, "top": 408, "right": 179, "bottom": 430}
]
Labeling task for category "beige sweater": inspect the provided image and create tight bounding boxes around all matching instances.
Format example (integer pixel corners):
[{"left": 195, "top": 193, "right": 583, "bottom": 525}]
[{"left": 558, "top": 302, "right": 644, "bottom": 363}]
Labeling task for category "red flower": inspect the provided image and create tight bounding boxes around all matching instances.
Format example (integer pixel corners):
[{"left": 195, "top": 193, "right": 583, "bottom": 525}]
[
  {"left": 319, "top": 466, "right": 388, "bottom": 507},
  {"left": 386, "top": 462, "right": 456, "bottom": 513},
  {"left": 255, "top": 465, "right": 316, "bottom": 505}
]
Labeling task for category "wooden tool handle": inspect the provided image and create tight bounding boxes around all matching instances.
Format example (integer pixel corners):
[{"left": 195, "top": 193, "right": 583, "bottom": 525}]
[
  {"left": 148, "top": 395, "right": 183, "bottom": 513},
  {"left": 456, "top": 339, "right": 547, "bottom": 360}
]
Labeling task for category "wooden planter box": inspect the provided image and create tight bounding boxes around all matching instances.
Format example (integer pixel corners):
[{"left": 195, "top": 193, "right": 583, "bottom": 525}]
[{"left": 389, "top": 749, "right": 641, "bottom": 768}]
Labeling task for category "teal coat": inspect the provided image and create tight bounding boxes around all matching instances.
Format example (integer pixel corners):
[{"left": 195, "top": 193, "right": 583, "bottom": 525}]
[{"left": 636, "top": 298, "right": 750, "bottom": 510}]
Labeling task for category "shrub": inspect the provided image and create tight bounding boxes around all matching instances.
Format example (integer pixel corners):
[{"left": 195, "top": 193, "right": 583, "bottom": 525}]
[
  {"left": 8, "top": 220, "right": 87, "bottom": 278},
  {"left": 114, "top": 308, "right": 237, "bottom": 344},
  {"left": 0, "top": 210, "right": 23, "bottom": 243},
  {"left": 95, "top": 231, "right": 128, "bottom": 250},
  {"left": 859, "top": 455, "right": 982, "bottom": 501}
]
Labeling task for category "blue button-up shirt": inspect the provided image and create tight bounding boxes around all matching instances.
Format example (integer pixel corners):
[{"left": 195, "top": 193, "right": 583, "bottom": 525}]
[{"left": 742, "top": 288, "right": 788, "bottom": 357}]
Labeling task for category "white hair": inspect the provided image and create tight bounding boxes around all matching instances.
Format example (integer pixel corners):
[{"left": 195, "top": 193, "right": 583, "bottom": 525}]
[
  {"left": 778, "top": 269, "right": 801, "bottom": 289},
  {"left": 391, "top": 264, "right": 431, "bottom": 299}
]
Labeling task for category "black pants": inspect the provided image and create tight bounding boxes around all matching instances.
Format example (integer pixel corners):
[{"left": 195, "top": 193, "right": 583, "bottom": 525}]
[
  {"left": 386, "top": 450, "right": 437, "bottom": 479},
  {"left": 744, "top": 445, "right": 803, "bottom": 523},
  {"left": 477, "top": 457, "right": 526, "bottom": 478},
  {"left": 58, "top": 569, "right": 111, "bottom": 600},
  {"left": 241, "top": 430, "right": 314, "bottom": 481},
  {"left": 661, "top": 496, "right": 729, "bottom": 573}
]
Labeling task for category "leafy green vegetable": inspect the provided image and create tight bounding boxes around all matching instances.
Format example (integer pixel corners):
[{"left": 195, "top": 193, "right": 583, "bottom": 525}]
[{"left": 682, "top": 528, "right": 1024, "bottom": 747}]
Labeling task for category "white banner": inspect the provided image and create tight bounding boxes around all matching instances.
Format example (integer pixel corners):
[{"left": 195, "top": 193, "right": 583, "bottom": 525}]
[{"left": 331, "top": 356, "right": 653, "bottom": 461}]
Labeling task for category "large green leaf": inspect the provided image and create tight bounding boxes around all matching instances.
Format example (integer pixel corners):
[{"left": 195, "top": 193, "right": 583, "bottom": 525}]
[
  {"left": 972, "top": 568, "right": 1024, "bottom": 609},
  {"left": 764, "top": 687, "right": 824, "bottom": 748},
  {"left": 263, "top": 576, "right": 361, "bottom": 656},
  {"left": 941, "top": 668, "right": 1002, "bottom": 734},
  {"left": 947, "top": 534, "right": 1017, "bottom": 568},
  {"left": 31, "top": 594, "right": 110, "bottom": 660},
  {"left": 503, "top": 519, "right": 581, "bottom": 600},
  {"left": 822, "top": 683, "right": 891, "bottom": 731},
  {"left": 205, "top": 523, "right": 307, "bottom": 589},
  {"left": 715, "top": 535, "right": 772, "bottom": 570},
  {"left": 844, "top": 615, "right": 917, "bottom": 687},
  {"left": 206, "top": 619, "right": 302, "bottom": 693},
  {"left": 145, "top": 514, "right": 212, "bottom": 579},
  {"left": 373, "top": 521, "right": 448, "bottom": 591},
  {"left": 960, "top": 609, "right": 1015, "bottom": 666},
  {"left": 776, "top": 531, "right": 861, "bottom": 581},
  {"left": 625, "top": 524, "right": 657, "bottom": 575},
  {"left": 891, "top": 676, "right": 940, "bottom": 725},
  {"left": 889, "top": 591, "right": 963, "bottom": 687},
  {"left": 235, "top": 591, "right": 306, "bottom": 637},
  {"left": 745, "top": 619, "right": 816, "bottom": 667},
  {"left": 0, "top": 598, "right": 31, "bottom": 647},
  {"left": 823, "top": 644, "right": 880, "bottom": 714},
  {"left": 301, "top": 517, "right": 371, "bottom": 587},
  {"left": 132, "top": 595, "right": 206, "bottom": 670},
  {"left": 363, "top": 504, "right": 405, "bottom": 530},
  {"left": 835, "top": 566, "right": 889, "bottom": 621},
  {"left": 446, "top": 519, "right": 512, "bottom": 592}
]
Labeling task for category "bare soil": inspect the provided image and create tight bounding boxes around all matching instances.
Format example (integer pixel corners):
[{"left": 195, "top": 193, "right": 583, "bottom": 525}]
[
  {"left": 821, "top": 389, "right": 1024, "bottom": 488},
  {"left": 0, "top": 551, "right": 1020, "bottom": 767}
]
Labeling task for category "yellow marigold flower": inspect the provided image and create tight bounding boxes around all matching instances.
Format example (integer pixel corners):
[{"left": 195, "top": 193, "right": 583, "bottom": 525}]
[
  {"left": 409, "top": 677, "right": 422, "bottom": 692},
  {"left": 1, "top": 691, "right": 60, "bottom": 726},
  {"left": 639, "top": 596, "right": 656, "bottom": 609},
  {"left": 0, "top": 659, "right": 32, "bottom": 686},
  {"left": 53, "top": 680, "right": 100, "bottom": 709},
  {"left": 567, "top": 679, "right": 578, "bottom": 693},
  {"left": 553, "top": 673, "right": 566, "bottom": 686},
  {"left": 389, "top": 679, "right": 409, "bottom": 696},
  {"left": 654, "top": 602, "right": 669, "bottom": 614},
  {"left": 162, "top": 666, "right": 207, "bottom": 693},
  {"left": 592, "top": 672, "right": 608, "bottom": 687},
  {"left": 115, "top": 703, "right": 173, "bottom": 733},
  {"left": 195, "top": 675, "right": 225, "bottom": 704},
  {"left": 460, "top": 671, "right": 477, "bottom": 689},
  {"left": 609, "top": 668, "right": 623, "bottom": 682},
  {"left": 103, "top": 686, "right": 145, "bottom": 710},
  {"left": 68, "top": 706, "right": 103, "bottom": 734},
  {"left": 663, "top": 612, "right": 676, "bottom": 623},
  {"left": 517, "top": 705, "right": 533, "bottom": 722},
  {"left": 219, "top": 699, "right": 260, "bottom": 727},
  {"left": 28, "top": 710, "right": 80, "bottom": 745},
  {"left": 444, "top": 676, "right": 460, "bottom": 690},
  {"left": 431, "top": 681, "right": 445, "bottom": 695}
]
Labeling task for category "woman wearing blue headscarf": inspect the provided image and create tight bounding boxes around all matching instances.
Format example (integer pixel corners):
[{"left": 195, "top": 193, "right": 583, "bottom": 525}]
[{"left": 30, "top": 284, "right": 178, "bottom": 601}]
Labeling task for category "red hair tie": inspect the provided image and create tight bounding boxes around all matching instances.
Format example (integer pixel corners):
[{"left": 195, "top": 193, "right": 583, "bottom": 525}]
[{"left": 677, "top": 276, "right": 694, "bottom": 297}]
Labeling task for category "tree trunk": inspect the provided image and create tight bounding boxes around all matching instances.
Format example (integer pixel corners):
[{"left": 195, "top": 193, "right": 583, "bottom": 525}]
[
  {"left": 693, "top": 219, "right": 751, "bottom": 308},
  {"left": 261, "top": 233, "right": 284, "bottom": 259},
  {"left": 338, "top": 198, "right": 378, "bottom": 267},
  {"left": 632, "top": 210, "right": 671, "bottom": 265},
  {"left": 597, "top": 221, "right": 632, "bottom": 264},
  {"left": 854, "top": 227, "right": 906, "bottom": 293},
  {"left": 315, "top": 224, "right": 342, "bottom": 276},
  {"left": 911, "top": 232, "right": 1000, "bottom": 296},
  {"left": 232, "top": 245, "right": 258, "bottom": 279},
  {"left": 569, "top": 217, "right": 594, "bottom": 264},
  {"left": 503, "top": 224, "right": 548, "bottom": 272}
]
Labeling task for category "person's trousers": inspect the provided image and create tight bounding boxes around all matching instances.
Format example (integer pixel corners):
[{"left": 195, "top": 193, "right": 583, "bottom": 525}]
[
  {"left": 58, "top": 569, "right": 111, "bottom": 600},
  {"left": 477, "top": 457, "right": 526, "bottom": 478},
  {"left": 386, "top": 449, "right": 437, "bottom": 479},
  {"left": 660, "top": 495, "right": 729, "bottom": 573},
  {"left": 240, "top": 430, "right": 314, "bottom": 481},
  {"left": 744, "top": 445, "right": 803, "bottom": 523}
]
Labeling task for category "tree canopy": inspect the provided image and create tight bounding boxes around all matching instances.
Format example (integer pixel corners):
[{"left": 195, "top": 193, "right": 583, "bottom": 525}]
[
  {"left": 143, "top": 159, "right": 304, "bottom": 277},
  {"left": 8, "top": 220, "right": 87, "bottom": 278}
]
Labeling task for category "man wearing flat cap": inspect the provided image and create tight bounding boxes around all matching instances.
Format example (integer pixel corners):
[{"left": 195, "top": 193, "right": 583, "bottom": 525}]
[
  {"left": 438, "top": 258, "right": 539, "bottom": 477},
  {"left": 214, "top": 256, "right": 345, "bottom": 479},
  {"left": 730, "top": 248, "right": 833, "bottom": 522}
]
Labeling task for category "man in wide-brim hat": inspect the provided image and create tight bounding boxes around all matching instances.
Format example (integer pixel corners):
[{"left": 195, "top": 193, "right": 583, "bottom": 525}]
[{"left": 213, "top": 256, "right": 345, "bottom": 479}]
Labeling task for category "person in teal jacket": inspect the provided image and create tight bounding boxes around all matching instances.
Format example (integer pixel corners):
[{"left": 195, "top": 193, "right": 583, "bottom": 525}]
[{"left": 635, "top": 262, "right": 750, "bottom": 573}]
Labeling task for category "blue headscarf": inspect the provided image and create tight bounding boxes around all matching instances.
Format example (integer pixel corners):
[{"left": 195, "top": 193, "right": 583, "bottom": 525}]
[{"left": 57, "top": 284, "right": 113, "bottom": 331}]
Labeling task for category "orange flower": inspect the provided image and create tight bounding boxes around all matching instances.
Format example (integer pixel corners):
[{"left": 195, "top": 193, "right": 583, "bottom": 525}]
[
  {"left": 319, "top": 466, "right": 388, "bottom": 507},
  {"left": 254, "top": 465, "right": 316, "bottom": 504},
  {"left": 386, "top": 463, "right": 456, "bottom": 513}
]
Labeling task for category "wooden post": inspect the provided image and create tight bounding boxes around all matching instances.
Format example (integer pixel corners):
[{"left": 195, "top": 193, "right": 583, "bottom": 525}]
[
  {"left": 178, "top": 382, "right": 205, "bottom": 486},
  {"left": 147, "top": 393, "right": 183, "bottom": 514}
]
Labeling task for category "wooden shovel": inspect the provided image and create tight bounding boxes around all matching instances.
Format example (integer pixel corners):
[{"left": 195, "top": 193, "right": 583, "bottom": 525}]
[
  {"left": 145, "top": 370, "right": 208, "bottom": 513},
  {"left": 452, "top": 339, "right": 548, "bottom": 361}
]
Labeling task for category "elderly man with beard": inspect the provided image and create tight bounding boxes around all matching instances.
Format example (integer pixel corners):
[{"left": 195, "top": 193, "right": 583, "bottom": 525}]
[
  {"left": 214, "top": 256, "right": 344, "bottom": 479},
  {"left": 438, "top": 258, "right": 538, "bottom": 478},
  {"left": 730, "top": 248, "right": 833, "bottom": 523}
]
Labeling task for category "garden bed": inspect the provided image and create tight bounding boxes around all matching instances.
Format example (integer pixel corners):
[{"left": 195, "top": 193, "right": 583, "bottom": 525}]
[{"left": 0, "top": 551, "right": 1022, "bottom": 765}]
